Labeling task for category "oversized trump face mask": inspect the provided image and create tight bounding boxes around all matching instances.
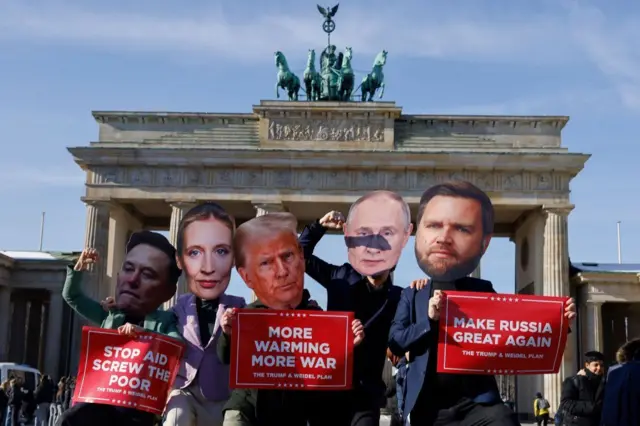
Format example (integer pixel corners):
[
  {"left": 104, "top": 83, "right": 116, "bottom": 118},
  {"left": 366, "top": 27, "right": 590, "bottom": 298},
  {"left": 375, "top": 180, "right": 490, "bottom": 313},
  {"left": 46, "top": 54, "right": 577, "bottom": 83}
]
[
  {"left": 343, "top": 192, "right": 412, "bottom": 278},
  {"left": 236, "top": 214, "right": 306, "bottom": 310}
]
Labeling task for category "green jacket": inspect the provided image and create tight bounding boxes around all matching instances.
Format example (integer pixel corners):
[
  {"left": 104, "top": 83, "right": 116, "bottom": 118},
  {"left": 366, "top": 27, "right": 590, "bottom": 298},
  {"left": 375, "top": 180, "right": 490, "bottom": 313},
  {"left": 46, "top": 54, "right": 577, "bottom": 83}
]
[{"left": 62, "top": 266, "right": 182, "bottom": 340}]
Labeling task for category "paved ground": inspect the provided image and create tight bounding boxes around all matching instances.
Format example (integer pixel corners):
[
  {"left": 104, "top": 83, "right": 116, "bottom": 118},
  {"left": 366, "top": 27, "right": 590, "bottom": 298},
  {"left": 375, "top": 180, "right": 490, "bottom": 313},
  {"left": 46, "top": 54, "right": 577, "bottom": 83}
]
[{"left": 379, "top": 417, "right": 536, "bottom": 426}]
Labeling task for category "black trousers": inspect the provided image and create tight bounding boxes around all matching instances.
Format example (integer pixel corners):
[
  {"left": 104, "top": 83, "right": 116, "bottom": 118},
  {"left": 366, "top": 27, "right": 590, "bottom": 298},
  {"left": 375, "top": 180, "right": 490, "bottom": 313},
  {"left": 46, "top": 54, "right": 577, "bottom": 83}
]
[
  {"left": 535, "top": 413, "right": 549, "bottom": 426},
  {"left": 411, "top": 399, "right": 521, "bottom": 426},
  {"left": 55, "top": 402, "right": 155, "bottom": 426},
  {"left": 331, "top": 389, "right": 382, "bottom": 426}
]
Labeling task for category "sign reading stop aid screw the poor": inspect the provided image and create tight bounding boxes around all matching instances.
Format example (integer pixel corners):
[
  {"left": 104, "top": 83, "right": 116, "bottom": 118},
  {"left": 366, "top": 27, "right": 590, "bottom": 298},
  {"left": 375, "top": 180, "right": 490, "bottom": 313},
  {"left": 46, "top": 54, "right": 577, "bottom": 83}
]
[
  {"left": 230, "top": 310, "right": 354, "bottom": 390},
  {"left": 437, "top": 292, "right": 569, "bottom": 375},
  {"left": 73, "top": 326, "right": 185, "bottom": 415}
]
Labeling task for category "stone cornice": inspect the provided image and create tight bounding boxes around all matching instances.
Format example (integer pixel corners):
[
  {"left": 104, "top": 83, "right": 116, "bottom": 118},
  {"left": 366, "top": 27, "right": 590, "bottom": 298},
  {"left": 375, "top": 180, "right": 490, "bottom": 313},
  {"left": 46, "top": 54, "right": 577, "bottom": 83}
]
[
  {"left": 0, "top": 253, "right": 15, "bottom": 269},
  {"left": 68, "top": 147, "right": 590, "bottom": 174},
  {"left": 92, "top": 108, "right": 568, "bottom": 131},
  {"left": 399, "top": 114, "right": 569, "bottom": 130},
  {"left": 253, "top": 100, "right": 403, "bottom": 119},
  {"left": 92, "top": 111, "right": 256, "bottom": 124},
  {"left": 542, "top": 205, "right": 575, "bottom": 217},
  {"left": 572, "top": 271, "right": 640, "bottom": 284}
]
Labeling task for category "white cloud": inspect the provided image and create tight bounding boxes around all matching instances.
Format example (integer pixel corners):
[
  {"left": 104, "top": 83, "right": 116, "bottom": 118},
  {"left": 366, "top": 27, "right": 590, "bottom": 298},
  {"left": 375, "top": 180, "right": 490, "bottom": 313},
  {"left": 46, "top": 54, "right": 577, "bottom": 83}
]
[
  {"left": 1, "top": 1, "right": 639, "bottom": 113},
  {"left": 565, "top": 3, "right": 640, "bottom": 112},
  {"left": 0, "top": 1, "right": 575, "bottom": 64}
]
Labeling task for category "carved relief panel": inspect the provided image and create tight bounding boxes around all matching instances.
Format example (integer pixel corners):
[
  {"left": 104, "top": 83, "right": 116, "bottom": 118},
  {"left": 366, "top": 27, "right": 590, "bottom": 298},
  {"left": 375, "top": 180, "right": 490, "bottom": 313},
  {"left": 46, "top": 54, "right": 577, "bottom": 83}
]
[{"left": 267, "top": 119, "right": 385, "bottom": 143}]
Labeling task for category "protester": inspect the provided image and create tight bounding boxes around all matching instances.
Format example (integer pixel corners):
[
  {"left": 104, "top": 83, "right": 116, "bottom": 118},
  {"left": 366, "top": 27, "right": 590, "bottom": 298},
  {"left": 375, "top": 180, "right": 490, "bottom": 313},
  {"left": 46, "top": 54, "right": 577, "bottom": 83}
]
[
  {"left": 58, "top": 231, "right": 182, "bottom": 426},
  {"left": 395, "top": 353, "right": 409, "bottom": 420},
  {"left": 6, "top": 378, "right": 23, "bottom": 426},
  {"left": 34, "top": 375, "right": 55, "bottom": 426},
  {"left": 102, "top": 203, "right": 247, "bottom": 426},
  {"left": 600, "top": 338, "right": 640, "bottom": 426},
  {"left": 389, "top": 181, "right": 576, "bottom": 426},
  {"left": 163, "top": 203, "right": 246, "bottom": 426},
  {"left": 298, "top": 190, "right": 412, "bottom": 426},
  {"left": 533, "top": 392, "right": 550, "bottom": 426},
  {"left": 218, "top": 212, "right": 365, "bottom": 426},
  {"left": 560, "top": 350, "right": 605, "bottom": 426},
  {"left": 0, "top": 380, "right": 7, "bottom": 426},
  {"left": 381, "top": 349, "right": 403, "bottom": 426}
]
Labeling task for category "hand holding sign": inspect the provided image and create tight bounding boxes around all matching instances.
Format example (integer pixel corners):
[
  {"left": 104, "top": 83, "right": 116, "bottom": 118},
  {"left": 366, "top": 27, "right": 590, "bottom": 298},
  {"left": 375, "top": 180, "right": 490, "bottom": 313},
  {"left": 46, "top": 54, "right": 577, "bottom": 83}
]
[
  {"left": 75, "top": 248, "right": 99, "bottom": 271},
  {"left": 118, "top": 323, "right": 144, "bottom": 337},
  {"left": 565, "top": 298, "right": 576, "bottom": 320},
  {"left": 429, "top": 290, "right": 443, "bottom": 321},
  {"left": 352, "top": 319, "right": 364, "bottom": 346},
  {"left": 221, "top": 308, "right": 237, "bottom": 335}
]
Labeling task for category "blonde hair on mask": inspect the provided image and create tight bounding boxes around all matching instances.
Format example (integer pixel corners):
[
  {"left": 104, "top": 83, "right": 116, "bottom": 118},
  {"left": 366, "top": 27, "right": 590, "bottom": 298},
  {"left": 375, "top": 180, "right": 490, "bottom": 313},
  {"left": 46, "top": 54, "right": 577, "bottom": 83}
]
[{"left": 234, "top": 212, "right": 299, "bottom": 269}]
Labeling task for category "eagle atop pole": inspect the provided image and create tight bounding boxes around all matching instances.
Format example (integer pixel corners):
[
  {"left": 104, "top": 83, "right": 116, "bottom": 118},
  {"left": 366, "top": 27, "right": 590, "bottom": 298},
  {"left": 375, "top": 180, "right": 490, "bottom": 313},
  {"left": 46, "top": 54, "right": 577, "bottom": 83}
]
[{"left": 317, "top": 4, "right": 339, "bottom": 47}]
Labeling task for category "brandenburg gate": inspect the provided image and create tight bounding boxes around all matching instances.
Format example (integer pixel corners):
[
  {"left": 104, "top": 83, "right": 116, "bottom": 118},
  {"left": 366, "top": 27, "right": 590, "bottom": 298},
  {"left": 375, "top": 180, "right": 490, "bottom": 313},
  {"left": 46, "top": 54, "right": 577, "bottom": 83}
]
[
  {"left": 65, "top": 4, "right": 590, "bottom": 418},
  {"left": 68, "top": 100, "right": 589, "bottom": 411}
]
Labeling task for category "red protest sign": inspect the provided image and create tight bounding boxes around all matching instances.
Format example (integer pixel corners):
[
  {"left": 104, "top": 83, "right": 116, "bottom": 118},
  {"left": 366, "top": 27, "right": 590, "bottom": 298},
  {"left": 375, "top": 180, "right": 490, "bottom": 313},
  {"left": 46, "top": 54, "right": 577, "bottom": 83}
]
[
  {"left": 73, "top": 326, "right": 185, "bottom": 415},
  {"left": 437, "top": 292, "right": 569, "bottom": 375},
  {"left": 230, "top": 309, "right": 354, "bottom": 390}
]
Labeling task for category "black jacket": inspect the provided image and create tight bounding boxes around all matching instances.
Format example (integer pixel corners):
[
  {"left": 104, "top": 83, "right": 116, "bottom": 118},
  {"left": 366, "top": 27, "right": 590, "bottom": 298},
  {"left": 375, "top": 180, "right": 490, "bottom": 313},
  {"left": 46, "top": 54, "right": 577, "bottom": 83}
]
[
  {"left": 8, "top": 385, "right": 23, "bottom": 407},
  {"left": 560, "top": 372, "right": 605, "bottom": 426},
  {"left": 35, "top": 381, "right": 55, "bottom": 404},
  {"left": 217, "top": 291, "right": 332, "bottom": 426},
  {"left": 299, "top": 220, "right": 402, "bottom": 397}
]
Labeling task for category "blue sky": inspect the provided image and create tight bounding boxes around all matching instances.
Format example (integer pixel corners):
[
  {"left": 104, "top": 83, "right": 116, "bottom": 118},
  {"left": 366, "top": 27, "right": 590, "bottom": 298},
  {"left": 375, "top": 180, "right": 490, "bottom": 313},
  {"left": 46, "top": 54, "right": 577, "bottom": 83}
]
[{"left": 1, "top": 0, "right": 639, "bottom": 308}]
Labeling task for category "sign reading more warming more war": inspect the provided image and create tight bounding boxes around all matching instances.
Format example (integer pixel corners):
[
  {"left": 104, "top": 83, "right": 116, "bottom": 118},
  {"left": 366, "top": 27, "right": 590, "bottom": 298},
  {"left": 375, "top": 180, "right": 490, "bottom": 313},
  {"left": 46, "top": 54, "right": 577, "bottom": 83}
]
[{"left": 230, "top": 309, "right": 354, "bottom": 390}]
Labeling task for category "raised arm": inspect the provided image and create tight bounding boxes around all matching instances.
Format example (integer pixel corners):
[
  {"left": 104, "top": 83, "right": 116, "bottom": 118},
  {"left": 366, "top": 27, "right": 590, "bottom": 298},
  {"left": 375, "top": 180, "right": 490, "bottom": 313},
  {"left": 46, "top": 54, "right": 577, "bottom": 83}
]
[
  {"left": 388, "top": 288, "right": 434, "bottom": 356},
  {"left": 62, "top": 248, "right": 109, "bottom": 325},
  {"left": 298, "top": 211, "right": 345, "bottom": 288}
]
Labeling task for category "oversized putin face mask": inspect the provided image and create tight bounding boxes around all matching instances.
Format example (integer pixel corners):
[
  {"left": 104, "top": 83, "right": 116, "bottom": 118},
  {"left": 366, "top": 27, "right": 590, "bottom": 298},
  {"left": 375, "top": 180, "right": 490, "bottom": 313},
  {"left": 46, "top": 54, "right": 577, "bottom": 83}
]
[
  {"left": 414, "top": 193, "right": 490, "bottom": 281},
  {"left": 343, "top": 193, "right": 412, "bottom": 278}
]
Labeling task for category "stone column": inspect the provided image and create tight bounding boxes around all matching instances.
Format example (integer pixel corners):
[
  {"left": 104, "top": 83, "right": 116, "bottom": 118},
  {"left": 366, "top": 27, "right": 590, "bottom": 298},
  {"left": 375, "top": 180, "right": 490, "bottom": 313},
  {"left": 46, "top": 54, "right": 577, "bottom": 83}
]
[
  {"left": 541, "top": 206, "right": 573, "bottom": 409},
  {"left": 44, "top": 292, "right": 64, "bottom": 378},
  {"left": 164, "top": 202, "right": 196, "bottom": 309},
  {"left": 70, "top": 201, "right": 110, "bottom": 371},
  {"left": 254, "top": 202, "right": 286, "bottom": 217},
  {"left": 83, "top": 201, "right": 111, "bottom": 300},
  {"left": 251, "top": 202, "right": 286, "bottom": 301},
  {"left": 107, "top": 205, "right": 142, "bottom": 297},
  {"left": 585, "top": 301, "right": 604, "bottom": 352},
  {"left": 0, "top": 286, "right": 10, "bottom": 360}
]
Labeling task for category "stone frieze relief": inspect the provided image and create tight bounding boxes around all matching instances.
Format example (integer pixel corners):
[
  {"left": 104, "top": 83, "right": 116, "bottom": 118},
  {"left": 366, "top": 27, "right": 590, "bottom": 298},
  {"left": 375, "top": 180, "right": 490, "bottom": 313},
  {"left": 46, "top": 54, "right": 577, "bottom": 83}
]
[
  {"left": 90, "top": 167, "right": 571, "bottom": 193},
  {"left": 267, "top": 119, "right": 385, "bottom": 142}
]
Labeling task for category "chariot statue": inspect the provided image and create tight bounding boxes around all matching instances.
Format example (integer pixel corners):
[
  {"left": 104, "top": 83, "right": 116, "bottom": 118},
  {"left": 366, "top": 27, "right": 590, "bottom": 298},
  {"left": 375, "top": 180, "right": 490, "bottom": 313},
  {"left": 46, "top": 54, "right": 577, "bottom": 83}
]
[{"left": 271, "top": 4, "right": 388, "bottom": 102}]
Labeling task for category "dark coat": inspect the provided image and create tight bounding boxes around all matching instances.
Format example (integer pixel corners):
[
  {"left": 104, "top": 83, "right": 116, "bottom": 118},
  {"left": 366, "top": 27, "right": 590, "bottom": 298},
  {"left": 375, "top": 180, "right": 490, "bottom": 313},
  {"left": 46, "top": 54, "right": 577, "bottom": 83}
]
[
  {"left": 560, "top": 372, "right": 605, "bottom": 426},
  {"left": 298, "top": 220, "right": 403, "bottom": 397},
  {"left": 387, "top": 278, "right": 501, "bottom": 420},
  {"left": 600, "top": 360, "right": 640, "bottom": 426}
]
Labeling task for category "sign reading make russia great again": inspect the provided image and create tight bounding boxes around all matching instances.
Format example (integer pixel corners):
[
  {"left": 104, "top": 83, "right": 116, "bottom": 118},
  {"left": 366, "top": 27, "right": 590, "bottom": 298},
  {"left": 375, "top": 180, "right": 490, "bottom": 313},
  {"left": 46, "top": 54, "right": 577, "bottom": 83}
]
[
  {"left": 230, "top": 309, "right": 354, "bottom": 390},
  {"left": 437, "top": 292, "right": 569, "bottom": 375}
]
